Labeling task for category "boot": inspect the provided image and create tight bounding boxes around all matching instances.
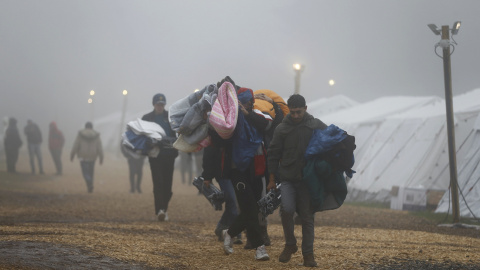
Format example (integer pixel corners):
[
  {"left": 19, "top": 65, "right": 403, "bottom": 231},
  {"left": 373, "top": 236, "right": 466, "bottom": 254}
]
[
  {"left": 303, "top": 253, "right": 317, "bottom": 267},
  {"left": 279, "top": 244, "right": 298, "bottom": 263}
]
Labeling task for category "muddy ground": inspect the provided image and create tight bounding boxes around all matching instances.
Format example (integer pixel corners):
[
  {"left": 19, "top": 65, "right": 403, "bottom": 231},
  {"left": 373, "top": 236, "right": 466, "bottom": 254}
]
[{"left": 0, "top": 151, "right": 479, "bottom": 269}]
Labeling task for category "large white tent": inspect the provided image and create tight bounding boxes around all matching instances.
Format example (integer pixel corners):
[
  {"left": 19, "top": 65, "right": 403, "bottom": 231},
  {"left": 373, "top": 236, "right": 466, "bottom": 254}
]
[
  {"left": 321, "top": 96, "right": 441, "bottom": 164},
  {"left": 307, "top": 95, "right": 359, "bottom": 118},
  {"left": 435, "top": 109, "right": 480, "bottom": 218},
  {"left": 348, "top": 89, "right": 480, "bottom": 205}
]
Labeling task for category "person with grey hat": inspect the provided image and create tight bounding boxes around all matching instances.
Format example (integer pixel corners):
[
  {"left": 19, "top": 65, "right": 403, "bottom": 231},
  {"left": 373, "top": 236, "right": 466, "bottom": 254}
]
[{"left": 142, "top": 93, "right": 178, "bottom": 221}]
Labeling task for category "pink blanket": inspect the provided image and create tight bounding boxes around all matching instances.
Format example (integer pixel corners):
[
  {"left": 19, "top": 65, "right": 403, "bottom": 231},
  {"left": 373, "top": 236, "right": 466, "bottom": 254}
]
[{"left": 209, "top": 82, "right": 238, "bottom": 139}]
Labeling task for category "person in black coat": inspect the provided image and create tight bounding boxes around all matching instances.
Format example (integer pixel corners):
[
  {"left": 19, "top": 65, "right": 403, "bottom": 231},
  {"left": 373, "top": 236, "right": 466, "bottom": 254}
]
[
  {"left": 4, "top": 117, "right": 22, "bottom": 173},
  {"left": 142, "top": 93, "right": 178, "bottom": 222}
]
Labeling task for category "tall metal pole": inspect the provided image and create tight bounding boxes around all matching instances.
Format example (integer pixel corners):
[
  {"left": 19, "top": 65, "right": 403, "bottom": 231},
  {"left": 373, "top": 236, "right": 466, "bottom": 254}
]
[
  {"left": 441, "top": 25, "right": 460, "bottom": 223},
  {"left": 117, "top": 91, "right": 128, "bottom": 156},
  {"left": 294, "top": 70, "right": 301, "bottom": 94}
]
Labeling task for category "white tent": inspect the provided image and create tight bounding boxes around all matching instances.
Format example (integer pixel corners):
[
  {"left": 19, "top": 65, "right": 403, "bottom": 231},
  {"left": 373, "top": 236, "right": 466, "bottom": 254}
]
[
  {"left": 321, "top": 96, "right": 441, "bottom": 164},
  {"left": 307, "top": 95, "right": 359, "bottom": 118},
  {"left": 435, "top": 109, "right": 480, "bottom": 218},
  {"left": 348, "top": 89, "right": 480, "bottom": 205}
]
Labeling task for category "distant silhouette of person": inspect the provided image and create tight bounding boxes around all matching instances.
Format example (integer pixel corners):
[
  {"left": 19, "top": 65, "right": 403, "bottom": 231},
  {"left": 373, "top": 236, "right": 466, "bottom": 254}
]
[
  {"left": 4, "top": 117, "right": 22, "bottom": 173},
  {"left": 70, "top": 122, "right": 104, "bottom": 193},
  {"left": 48, "top": 122, "right": 65, "bottom": 175},
  {"left": 179, "top": 151, "right": 193, "bottom": 185},
  {"left": 121, "top": 143, "right": 146, "bottom": 193},
  {"left": 24, "top": 119, "right": 44, "bottom": 174}
]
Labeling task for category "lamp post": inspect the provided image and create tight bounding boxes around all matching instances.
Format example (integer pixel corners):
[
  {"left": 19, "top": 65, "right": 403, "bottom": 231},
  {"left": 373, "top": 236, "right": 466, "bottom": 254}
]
[
  {"left": 88, "top": 90, "right": 95, "bottom": 122},
  {"left": 428, "top": 21, "right": 461, "bottom": 223},
  {"left": 118, "top": 90, "right": 128, "bottom": 155},
  {"left": 293, "top": 63, "right": 305, "bottom": 94}
]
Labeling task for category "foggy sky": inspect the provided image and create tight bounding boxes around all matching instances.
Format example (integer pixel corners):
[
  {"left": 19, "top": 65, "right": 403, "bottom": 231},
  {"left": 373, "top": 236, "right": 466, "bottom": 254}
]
[{"left": 1, "top": 0, "right": 480, "bottom": 146}]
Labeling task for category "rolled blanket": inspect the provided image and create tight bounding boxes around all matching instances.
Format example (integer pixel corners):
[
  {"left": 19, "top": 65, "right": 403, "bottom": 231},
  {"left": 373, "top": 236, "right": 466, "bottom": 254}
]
[
  {"left": 254, "top": 89, "right": 289, "bottom": 116},
  {"left": 169, "top": 84, "right": 217, "bottom": 134},
  {"left": 209, "top": 82, "right": 238, "bottom": 139}
]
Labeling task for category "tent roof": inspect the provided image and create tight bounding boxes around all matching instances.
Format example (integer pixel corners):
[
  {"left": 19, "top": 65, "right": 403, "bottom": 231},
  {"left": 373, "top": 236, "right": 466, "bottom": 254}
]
[
  {"left": 321, "top": 96, "right": 441, "bottom": 126},
  {"left": 307, "top": 95, "right": 359, "bottom": 118}
]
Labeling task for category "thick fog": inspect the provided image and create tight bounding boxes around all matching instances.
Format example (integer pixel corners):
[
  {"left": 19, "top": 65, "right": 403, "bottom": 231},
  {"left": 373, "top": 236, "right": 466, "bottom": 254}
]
[{"left": 1, "top": 0, "right": 480, "bottom": 149}]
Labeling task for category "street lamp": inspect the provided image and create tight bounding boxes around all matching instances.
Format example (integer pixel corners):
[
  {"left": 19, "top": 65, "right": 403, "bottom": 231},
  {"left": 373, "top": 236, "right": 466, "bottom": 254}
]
[
  {"left": 329, "top": 79, "right": 335, "bottom": 86},
  {"left": 428, "top": 21, "right": 461, "bottom": 223},
  {"left": 293, "top": 63, "right": 305, "bottom": 94},
  {"left": 89, "top": 90, "right": 95, "bottom": 122},
  {"left": 118, "top": 89, "right": 128, "bottom": 156}
]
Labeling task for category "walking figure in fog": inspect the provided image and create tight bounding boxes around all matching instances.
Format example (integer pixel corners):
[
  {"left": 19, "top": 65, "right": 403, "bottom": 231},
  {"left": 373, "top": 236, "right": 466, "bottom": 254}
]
[
  {"left": 267, "top": 94, "right": 327, "bottom": 267},
  {"left": 48, "top": 122, "right": 65, "bottom": 175},
  {"left": 121, "top": 143, "right": 146, "bottom": 193},
  {"left": 179, "top": 151, "right": 193, "bottom": 185},
  {"left": 24, "top": 119, "right": 44, "bottom": 174},
  {"left": 4, "top": 117, "right": 22, "bottom": 173},
  {"left": 142, "top": 93, "right": 178, "bottom": 222},
  {"left": 70, "top": 122, "right": 103, "bottom": 193}
]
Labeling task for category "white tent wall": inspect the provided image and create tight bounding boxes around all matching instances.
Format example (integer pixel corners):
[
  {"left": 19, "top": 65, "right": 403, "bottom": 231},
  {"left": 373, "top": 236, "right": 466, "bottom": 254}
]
[
  {"left": 348, "top": 89, "right": 480, "bottom": 207},
  {"left": 435, "top": 114, "right": 480, "bottom": 218},
  {"left": 322, "top": 96, "right": 442, "bottom": 165}
]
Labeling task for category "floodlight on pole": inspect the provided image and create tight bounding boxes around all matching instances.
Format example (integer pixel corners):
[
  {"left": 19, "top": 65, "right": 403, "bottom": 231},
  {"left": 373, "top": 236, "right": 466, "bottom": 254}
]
[
  {"left": 428, "top": 22, "right": 461, "bottom": 223},
  {"left": 452, "top": 21, "right": 461, "bottom": 35},
  {"left": 293, "top": 63, "right": 305, "bottom": 94}
]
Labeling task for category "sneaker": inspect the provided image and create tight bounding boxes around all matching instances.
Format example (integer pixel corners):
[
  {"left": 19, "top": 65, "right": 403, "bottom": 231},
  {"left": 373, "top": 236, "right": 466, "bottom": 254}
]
[
  {"left": 222, "top": 230, "right": 233, "bottom": 255},
  {"left": 279, "top": 244, "right": 298, "bottom": 263},
  {"left": 303, "top": 253, "right": 317, "bottom": 267},
  {"left": 157, "top": 210, "right": 167, "bottom": 221},
  {"left": 255, "top": 245, "right": 270, "bottom": 261}
]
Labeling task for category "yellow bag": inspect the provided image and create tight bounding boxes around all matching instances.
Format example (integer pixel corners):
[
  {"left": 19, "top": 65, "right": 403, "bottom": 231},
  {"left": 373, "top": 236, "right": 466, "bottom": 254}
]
[{"left": 254, "top": 89, "right": 290, "bottom": 117}]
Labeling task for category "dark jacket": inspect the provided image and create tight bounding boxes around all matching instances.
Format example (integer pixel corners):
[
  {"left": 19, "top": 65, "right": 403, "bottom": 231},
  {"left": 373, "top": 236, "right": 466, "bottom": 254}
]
[
  {"left": 24, "top": 122, "right": 42, "bottom": 144},
  {"left": 202, "top": 108, "right": 269, "bottom": 181},
  {"left": 142, "top": 110, "right": 178, "bottom": 159},
  {"left": 201, "top": 131, "right": 233, "bottom": 181},
  {"left": 4, "top": 118, "right": 22, "bottom": 151},
  {"left": 267, "top": 112, "right": 327, "bottom": 182}
]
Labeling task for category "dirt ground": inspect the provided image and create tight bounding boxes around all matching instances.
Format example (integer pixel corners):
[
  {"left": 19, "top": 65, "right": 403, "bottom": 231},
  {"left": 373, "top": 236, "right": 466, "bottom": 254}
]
[{"left": 1, "top": 151, "right": 480, "bottom": 269}]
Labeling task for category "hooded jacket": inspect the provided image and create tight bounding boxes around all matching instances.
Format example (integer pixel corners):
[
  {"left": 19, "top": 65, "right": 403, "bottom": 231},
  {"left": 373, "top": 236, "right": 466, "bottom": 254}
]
[
  {"left": 267, "top": 112, "right": 327, "bottom": 182},
  {"left": 70, "top": 128, "right": 103, "bottom": 162},
  {"left": 48, "top": 122, "right": 65, "bottom": 150}
]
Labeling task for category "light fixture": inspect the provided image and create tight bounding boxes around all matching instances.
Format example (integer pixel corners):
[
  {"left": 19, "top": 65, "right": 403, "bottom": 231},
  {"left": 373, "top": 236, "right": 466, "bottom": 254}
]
[
  {"left": 428, "top": 24, "right": 440, "bottom": 35},
  {"left": 293, "top": 63, "right": 302, "bottom": 71},
  {"left": 452, "top": 21, "right": 461, "bottom": 35},
  {"left": 122, "top": 90, "right": 128, "bottom": 95},
  {"left": 90, "top": 90, "right": 95, "bottom": 96}
]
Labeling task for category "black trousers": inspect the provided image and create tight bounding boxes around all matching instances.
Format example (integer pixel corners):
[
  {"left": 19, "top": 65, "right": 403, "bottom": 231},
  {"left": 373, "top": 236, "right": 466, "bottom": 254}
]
[
  {"left": 148, "top": 155, "right": 176, "bottom": 214},
  {"left": 5, "top": 149, "right": 19, "bottom": 173},
  {"left": 228, "top": 168, "right": 264, "bottom": 249}
]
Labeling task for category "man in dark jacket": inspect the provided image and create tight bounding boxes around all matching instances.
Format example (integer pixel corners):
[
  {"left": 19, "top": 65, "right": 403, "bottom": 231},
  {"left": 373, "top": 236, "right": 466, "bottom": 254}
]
[
  {"left": 24, "top": 119, "right": 44, "bottom": 174},
  {"left": 142, "top": 93, "right": 178, "bottom": 222},
  {"left": 267, "top": 94, "right": 327, "bottom": 267}
]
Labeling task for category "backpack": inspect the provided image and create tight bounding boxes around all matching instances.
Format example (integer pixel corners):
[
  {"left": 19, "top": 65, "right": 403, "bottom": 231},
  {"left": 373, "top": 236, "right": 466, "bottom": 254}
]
[{"left": 326, "top": 133, "right": 356, "bottom": 177}]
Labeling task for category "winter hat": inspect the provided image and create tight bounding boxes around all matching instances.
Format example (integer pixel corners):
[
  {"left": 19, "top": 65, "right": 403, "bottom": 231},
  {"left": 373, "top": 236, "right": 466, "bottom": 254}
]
[
  {"left": 152, "top": 93, "right": 167, "bottom": 105},
  {"left": 237, "top": 88, "right": 254, "bottom": 104}
]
